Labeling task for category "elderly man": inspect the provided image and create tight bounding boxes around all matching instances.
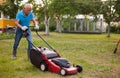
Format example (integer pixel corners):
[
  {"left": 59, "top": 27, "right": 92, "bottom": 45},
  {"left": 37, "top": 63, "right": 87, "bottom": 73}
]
[{"left": 12, "top": 3, "right": 39, "bottom": 60}]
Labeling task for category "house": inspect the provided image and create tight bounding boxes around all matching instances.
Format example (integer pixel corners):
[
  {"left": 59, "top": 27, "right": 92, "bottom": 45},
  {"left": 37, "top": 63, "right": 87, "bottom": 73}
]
[
  {"left": 62, "top": 14, "right": 107, "bottom": 33},
  {"left": 0, "top": 0, "right": 15, "bottom": 32},
  {"left": 0, "top": 0, "right": 6, "bottom": 4}
]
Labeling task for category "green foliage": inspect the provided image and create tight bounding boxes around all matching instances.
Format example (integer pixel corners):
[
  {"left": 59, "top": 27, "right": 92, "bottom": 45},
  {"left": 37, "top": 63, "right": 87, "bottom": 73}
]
[
  {"left": 114, "top": 0, "right": 120, "bottom": 16},
  {"left": 37, "top": 22, "right": 56, "bottom": 31},
  {"left": 0, "top": 0, "right": 23, "bottom": 19},
  {"left": 27, "top": 0, "right": 41, "bottom": 16},
  {"left": 49, "top": 19, "right": 56, "bottom": 31},
  {"left": 110, "top": 25, "right": 120, "bottom": 33},
  {"left": 49, "top": 0, "right": 79, "bottom": 17},
  {"left": 39, "top": 24, "right": 45, "bottom": 31},
  {"left": 62, "top": 18, "right": 73, "bottom": 30},
  {"left": 101, "top": 1, "right": 116, "bottom": 23}
]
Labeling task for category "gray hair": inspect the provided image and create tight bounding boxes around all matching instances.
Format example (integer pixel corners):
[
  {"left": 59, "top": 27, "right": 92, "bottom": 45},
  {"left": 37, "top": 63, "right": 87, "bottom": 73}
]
[{"left": 24, "top": 3, "right": 32, "bottom": 9}]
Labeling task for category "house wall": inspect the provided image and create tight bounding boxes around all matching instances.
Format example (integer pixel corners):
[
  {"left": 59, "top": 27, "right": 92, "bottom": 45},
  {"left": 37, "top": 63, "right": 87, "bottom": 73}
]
[
  {"left": 0, "top": 19, "right": 16, "bottom": 30},
  {"left": 0, "top": 0, "right": 6, "bottom": 5},
  {"left": 0, "top": 20, "right": 3, "bottom": 29}
]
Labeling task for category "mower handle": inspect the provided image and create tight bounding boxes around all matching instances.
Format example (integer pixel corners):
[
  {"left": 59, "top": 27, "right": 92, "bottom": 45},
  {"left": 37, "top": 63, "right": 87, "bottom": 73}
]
[{"left": 35, "top": 30, "right": 55, "bottom": 51}]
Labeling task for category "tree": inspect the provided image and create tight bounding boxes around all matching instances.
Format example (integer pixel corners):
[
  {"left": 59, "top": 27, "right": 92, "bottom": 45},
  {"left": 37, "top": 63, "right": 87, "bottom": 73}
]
[
  {"left": 114, "top": 0, "right": 120, "bottom": 17},
  {"left": 101, "top": 0, "right": 116, "bottom": 37},
  {"left": 26, "top": 0, "right": 42, "bottom": 25},
  {"left": 48, "top": 0, "right": 79, "bottom": 33},
  {"left": 40, "top": 0, "right": 52, "bottom": 35},
  {"left": 27, "top": 0, "right": 51, "bottom": 35},
  {"left": 0, "top": 0, "right": 23, "bottom": 19}
]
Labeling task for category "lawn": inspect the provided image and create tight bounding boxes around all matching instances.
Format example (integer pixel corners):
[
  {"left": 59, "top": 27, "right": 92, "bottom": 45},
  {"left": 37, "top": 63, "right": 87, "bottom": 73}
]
[{"left": 0, "top": 32, "right": 120, "bottom": 78}]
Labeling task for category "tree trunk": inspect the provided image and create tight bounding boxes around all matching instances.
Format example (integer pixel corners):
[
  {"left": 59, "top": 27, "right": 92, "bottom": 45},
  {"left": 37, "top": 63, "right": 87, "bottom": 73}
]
[
  {"left": 107, "top": 22, "right": 111, "bottom": 37},
  {"left": 45, "top": 14, "right": 50, "bottom": 36},
  {"left": 41, "top": 0, "right": 50, "bottom": 35},
  {"left": 56, "top": 16, "right": 62, "bottom": 33},
  {"left": 1, "top": 12, "right": 4, "bottom": 19},
  {"left": 100, "top": 19, "right": 103, "bottom": 33}
]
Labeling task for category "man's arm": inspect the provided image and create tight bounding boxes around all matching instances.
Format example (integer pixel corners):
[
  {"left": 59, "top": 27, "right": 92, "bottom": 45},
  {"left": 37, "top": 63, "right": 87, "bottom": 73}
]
[
  {"left": 32, "top": 18, "right": 38, "bottom": 26},
  {"left": 15, "top": 20, "right": 22, "bottom": 29},
  {"left": 32, "top": 18, "right": 39, "bottom": 30},
  {"left": 15, "top": 20, "right": 28, "bottom": 31}
]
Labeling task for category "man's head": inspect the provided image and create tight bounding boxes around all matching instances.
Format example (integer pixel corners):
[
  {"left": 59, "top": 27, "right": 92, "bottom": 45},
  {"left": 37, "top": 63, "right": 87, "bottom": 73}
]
[{"left": 23, "top": 4, "right": 32, "bottom": 16}]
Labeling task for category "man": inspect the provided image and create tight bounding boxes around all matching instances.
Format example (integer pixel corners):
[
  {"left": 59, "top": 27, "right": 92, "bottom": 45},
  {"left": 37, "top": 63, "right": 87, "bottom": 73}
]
[{"left": 12, "top": 3, "right": 39, "bottom": 60}]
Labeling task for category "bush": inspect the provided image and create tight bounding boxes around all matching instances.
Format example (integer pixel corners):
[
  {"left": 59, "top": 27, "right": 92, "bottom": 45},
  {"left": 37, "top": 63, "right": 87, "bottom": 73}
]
[
  {"left": 49, "top": 25, "right": 56, "bottom": 31},
  {"left": 110, "top": 26, "right": 116, "bottom": 32},
  {"left": 32, "top": 24, "right": 56, "bottom": 32},
  {"left": 39, "top": 24, "right": 45, "bottom": 31},
  {"left": 116, "top": 26, "right": 120, "bottom": 33},
  {"left": 110, "top": 25, "right": 120, "bottom": 33}
]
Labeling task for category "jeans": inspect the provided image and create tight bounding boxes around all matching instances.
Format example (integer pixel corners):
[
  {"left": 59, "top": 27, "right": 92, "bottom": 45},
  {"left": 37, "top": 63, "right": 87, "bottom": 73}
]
[{"left": 13, "top": 27, "right": 32, "bottom": 57}]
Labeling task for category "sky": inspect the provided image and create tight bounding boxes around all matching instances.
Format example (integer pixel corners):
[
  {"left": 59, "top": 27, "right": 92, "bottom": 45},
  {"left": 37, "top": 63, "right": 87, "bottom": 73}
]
[
  {"left": 22, "top": 0, "right": 108, "bottom": 4},
  {"left": 22, "top": 0, "right": 42, "bottom": 4},
  {"left": 21, "top": 0, "right": 108, "bottom": 5},
  {"left": 101, "top": 0, "right": 107, "bottom": 1}
]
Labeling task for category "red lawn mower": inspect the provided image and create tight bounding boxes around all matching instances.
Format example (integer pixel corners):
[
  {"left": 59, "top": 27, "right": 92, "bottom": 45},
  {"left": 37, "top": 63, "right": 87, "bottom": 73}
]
[{"left": 29, "top": 31, "right": 83, "bottom": 76}]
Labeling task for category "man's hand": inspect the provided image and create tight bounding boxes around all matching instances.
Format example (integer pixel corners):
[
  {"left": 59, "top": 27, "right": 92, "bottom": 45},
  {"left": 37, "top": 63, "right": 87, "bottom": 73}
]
[
  {"left": 34, "top": 25, "right": 39, "bottom": 30},
  {"left": 21, "top": 26, "right": 28, "bottom": 31}
]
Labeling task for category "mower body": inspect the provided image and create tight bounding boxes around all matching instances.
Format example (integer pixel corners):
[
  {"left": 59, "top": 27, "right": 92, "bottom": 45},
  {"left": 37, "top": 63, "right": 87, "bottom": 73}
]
[{"left": 30, "top": 47, "right": 82, "bottom": 75}]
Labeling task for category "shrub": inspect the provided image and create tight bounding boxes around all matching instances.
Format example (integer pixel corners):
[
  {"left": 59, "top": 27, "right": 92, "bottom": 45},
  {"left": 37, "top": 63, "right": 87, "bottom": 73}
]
[
  {"left": 116, "top": 26, "right": 120, "bottom": 33},
  {"left": 110, "top": 25, "right": 120, "bottom": 33},
  {"left": 110, "top": 26, "right": 116, "bottom": 33},
  {"left": 31, "top": 24, "right": 56, "bottom": 32}
]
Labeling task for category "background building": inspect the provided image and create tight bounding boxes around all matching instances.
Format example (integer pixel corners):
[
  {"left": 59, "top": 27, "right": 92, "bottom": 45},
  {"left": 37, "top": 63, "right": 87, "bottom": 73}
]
[
  {"left": 0, "top": 0, "right": 15, "bottom": 32},
  {"left": 0, "top": 0, "right": 6, "bottom": 5}
]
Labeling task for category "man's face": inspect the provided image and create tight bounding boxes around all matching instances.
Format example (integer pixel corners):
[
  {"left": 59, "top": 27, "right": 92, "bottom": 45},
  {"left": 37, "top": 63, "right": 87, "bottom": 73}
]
[{"left": 24, "top": 7, "right": 31, "bottom": 15}]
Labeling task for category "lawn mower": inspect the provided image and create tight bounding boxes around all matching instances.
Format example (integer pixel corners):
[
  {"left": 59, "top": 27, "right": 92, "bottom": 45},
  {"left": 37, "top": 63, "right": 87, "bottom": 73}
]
[{"left": 28, "top": 31, "right": 83, "bottom": 76}]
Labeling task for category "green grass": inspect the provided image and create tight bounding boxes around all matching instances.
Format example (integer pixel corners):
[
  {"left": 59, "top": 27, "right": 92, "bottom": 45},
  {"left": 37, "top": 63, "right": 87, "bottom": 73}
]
[
  {"left": 0, "top": 33, "right": 15, "bottom": 40},
  {"left": 0, "top": 32, "right": 120, "bottom": 78}
]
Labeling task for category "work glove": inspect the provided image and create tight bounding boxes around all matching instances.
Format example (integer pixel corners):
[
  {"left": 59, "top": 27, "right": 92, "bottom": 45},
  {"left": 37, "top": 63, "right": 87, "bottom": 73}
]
[
  {"left": 34, "top": 25, "right": 39, "bottom": 30},
  {"left": 21, "top": 26, "right": 28, "bottom": 31}
]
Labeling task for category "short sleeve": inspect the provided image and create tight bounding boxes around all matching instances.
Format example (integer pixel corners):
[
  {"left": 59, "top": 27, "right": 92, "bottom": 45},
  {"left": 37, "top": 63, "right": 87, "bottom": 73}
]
[
  {"left": 16, "top": 12, "right": 21, "bottom": 21},
  {"left": 31, "top": 12, "right": 35, "bottom": 19}
]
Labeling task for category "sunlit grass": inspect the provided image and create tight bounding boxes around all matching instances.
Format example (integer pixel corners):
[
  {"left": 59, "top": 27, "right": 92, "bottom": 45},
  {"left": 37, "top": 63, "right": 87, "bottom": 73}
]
[{"left": 0, "top": 32, "right": 120, "bottom": 78}]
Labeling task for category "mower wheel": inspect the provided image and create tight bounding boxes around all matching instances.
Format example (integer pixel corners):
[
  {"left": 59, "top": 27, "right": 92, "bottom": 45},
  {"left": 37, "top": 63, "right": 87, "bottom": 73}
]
[
  {"left": 60, "top": 68, "right": 66, "bottom": 76},
  {"left": 76, "top": 65, "right": 83, "bottom": 72},
  {"left": 40, "top": 62, "right": 47, "bottom": 71}
]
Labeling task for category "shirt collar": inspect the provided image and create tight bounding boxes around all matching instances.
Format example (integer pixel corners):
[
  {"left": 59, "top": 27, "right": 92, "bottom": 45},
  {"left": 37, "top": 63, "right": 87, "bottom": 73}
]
[{"left": 21, "top": 10, "right": 31, "bottom": 17}]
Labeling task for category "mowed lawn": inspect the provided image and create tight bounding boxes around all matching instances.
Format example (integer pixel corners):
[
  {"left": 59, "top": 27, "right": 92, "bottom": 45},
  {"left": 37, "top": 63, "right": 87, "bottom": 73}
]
[{"left": 0, "top": 32, "right": 120, "bottom": 78}]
